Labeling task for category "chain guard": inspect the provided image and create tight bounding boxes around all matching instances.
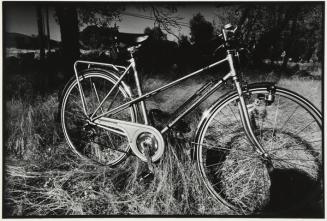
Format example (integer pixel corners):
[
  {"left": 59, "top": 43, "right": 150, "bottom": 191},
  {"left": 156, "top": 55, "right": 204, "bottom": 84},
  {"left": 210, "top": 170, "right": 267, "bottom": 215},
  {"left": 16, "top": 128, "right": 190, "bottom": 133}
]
[{"left": 93, "top": 117, "right": 165, "bottom": 162}]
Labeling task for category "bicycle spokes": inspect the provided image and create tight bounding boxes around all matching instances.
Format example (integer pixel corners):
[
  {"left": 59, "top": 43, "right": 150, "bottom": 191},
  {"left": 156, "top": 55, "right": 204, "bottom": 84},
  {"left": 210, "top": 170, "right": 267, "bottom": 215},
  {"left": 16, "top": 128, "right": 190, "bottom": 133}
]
[{"left": 196, "top": 86, "right": 322, "bottom": 214}]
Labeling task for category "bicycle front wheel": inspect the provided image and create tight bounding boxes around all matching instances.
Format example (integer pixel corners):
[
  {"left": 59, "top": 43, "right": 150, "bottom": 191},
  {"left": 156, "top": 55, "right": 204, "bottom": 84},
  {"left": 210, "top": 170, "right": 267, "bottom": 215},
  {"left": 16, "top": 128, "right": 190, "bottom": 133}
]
[
  {"left": 60, "top": 70, "right": 136, "bottom": 166},
  {"left": 196, "top": 84, "right": 322, "bottom": 215}
]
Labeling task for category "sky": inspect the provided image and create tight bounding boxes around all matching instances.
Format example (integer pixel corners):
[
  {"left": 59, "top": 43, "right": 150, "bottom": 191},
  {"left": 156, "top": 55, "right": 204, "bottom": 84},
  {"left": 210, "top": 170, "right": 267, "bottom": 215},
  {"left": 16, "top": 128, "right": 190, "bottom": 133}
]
[{"left": 4, "top": 2, "right": 221, "bottom": 42}]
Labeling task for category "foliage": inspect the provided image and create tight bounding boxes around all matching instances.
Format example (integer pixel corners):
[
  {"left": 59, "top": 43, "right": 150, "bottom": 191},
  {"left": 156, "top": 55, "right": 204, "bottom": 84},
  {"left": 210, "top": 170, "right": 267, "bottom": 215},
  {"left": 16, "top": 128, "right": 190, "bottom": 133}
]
[
  {"left": 138, "top": 4, "right": 183, "bottom": 37},
  {"left": 214, "top": 3, "right": 323, "bottom": 63},
  {"left": 144, "top": 26, "right": 167, "bottom": 41},
  {"left": 79, "top": 25, "right": 119, "bottom": 49},
  {"left": 135, "top": 26, "right": 178, "bottom": 75},
  {"left": 77, "top": 4, "right": 124, "bottom": 27},
  {"left": 190, "top": 13, "right": 214, "bottom": 46}
]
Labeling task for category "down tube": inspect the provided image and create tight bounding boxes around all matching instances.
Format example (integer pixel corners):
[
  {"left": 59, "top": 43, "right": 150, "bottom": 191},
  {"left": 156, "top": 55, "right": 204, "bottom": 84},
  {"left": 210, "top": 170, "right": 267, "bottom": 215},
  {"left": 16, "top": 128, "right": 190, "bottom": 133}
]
[{"left": 161, "top": 77, "right": 230, "bottom": 134}]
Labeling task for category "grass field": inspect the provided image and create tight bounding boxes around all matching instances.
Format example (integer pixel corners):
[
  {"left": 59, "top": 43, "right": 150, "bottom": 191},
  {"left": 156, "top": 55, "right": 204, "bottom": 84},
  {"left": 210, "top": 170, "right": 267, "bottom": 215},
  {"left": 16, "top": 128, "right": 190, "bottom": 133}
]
[{"left": 3, "top": 69, "right": 322, "bottom": 216}]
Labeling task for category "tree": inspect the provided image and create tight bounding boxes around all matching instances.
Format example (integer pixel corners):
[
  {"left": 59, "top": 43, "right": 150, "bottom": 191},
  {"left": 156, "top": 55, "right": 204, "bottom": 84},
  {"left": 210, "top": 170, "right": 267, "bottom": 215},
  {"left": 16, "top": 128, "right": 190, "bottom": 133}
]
[
  {"left": 79, "top": 25, "right": 119, "bottom": 49},
  {"left": 54, "top": 3, "right": 179, "bottom": 79},
  {"left": 55, "top": 5, "right": 80, "bottom": 79},
  {"left": 139, "top": 4, "right": 182, "bottom": 38},
  {"left": 144, "top": 26, "right": 167, "bottom": 41},
  {"left": 217, "top": 3, "right": 324, "bottom": 65},
  {"left": 177, "top": 35, "right": 193, "bottom": 72},
  {"left": 190, "top": 13, "right": 214, "bottom": 46},
  {"left": 36, "top": 6, "right": 45, "bottom": 61},
  {"left": 136, "top": 26, "right": 179, "bottom": 75},
  {"left": 45, "top": 6, "right": 51, "bottom": 52},
  {"left": 54, "top": 3, "right": 123, "bottom": 79},
  {"left": 189, "top": 13, "right": 215, "bottom": 67}
]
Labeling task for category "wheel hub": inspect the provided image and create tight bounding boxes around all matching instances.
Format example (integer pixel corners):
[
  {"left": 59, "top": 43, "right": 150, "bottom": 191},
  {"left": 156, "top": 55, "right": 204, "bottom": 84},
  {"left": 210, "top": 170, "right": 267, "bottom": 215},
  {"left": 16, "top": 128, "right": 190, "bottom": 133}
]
[{"left": 82, "top": 124, "right": 97, "bottom": 139}]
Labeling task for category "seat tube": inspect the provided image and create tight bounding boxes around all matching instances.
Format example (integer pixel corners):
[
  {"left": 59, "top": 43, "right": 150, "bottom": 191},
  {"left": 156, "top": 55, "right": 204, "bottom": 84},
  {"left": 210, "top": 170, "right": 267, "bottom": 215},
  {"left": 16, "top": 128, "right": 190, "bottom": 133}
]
[{"left": 130, "top": 57, "right": 149, "bottom": 125}]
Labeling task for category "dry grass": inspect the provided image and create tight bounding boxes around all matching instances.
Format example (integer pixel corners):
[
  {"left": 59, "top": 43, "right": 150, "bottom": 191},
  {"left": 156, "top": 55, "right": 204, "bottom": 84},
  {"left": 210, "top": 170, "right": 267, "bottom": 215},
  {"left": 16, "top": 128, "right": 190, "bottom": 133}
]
[
  {"left": 4, "top": 92, "right": 231, "bottom": 216},
  {"left": 3, "top": 71, "right": 322, "bottom": 216},
  {"left": 5, "top": 95, "right": 61, "bottom": 160},
  {"left": 277, "top": 77, "right": 321, "bottom": 110},
  {"left": 4, "top": 138, "right": 230, "bottom": 216}
]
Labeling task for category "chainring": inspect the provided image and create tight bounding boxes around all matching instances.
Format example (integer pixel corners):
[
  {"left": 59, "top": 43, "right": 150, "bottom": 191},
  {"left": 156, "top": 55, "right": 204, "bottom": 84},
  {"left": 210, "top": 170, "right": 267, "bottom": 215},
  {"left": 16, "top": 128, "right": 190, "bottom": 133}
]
[{"left": 93, "top": 117, "right": 165, "bottom": 162}]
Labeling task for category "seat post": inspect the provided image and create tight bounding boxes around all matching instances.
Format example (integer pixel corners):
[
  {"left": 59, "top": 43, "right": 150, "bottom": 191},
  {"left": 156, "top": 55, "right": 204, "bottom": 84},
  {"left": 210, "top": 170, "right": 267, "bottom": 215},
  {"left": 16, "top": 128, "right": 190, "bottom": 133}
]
[{"left": 130, "top": 55, "right": 149, "bottom": 125}]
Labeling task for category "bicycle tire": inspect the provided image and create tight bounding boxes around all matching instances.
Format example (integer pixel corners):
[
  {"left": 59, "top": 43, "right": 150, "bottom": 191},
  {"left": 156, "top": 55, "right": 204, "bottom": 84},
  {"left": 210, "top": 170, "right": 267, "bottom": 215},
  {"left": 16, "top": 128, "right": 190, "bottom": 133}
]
[
  {"left": 60, "top": 69, "right": 137, "bottom": 166},
  {"left": 195, "top": 83, "right": 322, "bottom": 215}
]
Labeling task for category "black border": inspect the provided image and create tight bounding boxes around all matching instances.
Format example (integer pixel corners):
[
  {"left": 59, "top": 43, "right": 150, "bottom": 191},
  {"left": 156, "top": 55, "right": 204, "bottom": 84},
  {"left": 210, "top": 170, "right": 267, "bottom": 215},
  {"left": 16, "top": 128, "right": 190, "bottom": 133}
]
[{"left": 2, "top": 1, "right": 325, "bottom": 218}]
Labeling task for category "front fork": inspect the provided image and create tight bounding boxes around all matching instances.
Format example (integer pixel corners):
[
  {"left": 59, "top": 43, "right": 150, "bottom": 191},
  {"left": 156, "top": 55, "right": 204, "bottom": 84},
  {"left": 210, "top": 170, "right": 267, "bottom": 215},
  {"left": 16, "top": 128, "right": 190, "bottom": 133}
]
[{"left": 227, "top": 52, "right": 273, "bottom": 169}]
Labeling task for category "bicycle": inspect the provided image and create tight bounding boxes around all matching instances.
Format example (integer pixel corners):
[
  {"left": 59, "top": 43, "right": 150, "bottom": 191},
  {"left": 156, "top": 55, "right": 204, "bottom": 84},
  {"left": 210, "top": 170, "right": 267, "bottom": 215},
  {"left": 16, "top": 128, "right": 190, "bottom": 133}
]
[{"left": 59, "top": 24, "right": 322, "bottom": 215}]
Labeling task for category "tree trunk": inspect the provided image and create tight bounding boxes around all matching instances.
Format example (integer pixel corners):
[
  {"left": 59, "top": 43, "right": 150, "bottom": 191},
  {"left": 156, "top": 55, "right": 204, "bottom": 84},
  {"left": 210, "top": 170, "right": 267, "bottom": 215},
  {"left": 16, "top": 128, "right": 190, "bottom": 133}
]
[
  {"left": 282, "top": 11, "right": 299, "bottom": 69},
  {"left": 55, "top": 5, "right": 80, "bottom": 79},
  {"left": 45, "top": 6, "right": 51, "bottom": 53},
  {"left": 36, "top": 6, "right": 45, "bottom": 61}
]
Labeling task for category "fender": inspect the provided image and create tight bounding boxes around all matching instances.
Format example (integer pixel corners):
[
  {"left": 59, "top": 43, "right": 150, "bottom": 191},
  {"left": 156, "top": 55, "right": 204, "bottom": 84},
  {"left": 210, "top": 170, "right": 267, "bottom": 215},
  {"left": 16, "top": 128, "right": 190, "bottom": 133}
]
[{"left": 59, "top": 68, "right": 133, "bottom": 101}]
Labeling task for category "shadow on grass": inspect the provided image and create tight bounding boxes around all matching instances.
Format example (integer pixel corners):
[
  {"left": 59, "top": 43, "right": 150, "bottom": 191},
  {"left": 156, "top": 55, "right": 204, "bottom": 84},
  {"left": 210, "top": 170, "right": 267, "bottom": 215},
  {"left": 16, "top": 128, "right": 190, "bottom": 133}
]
[{"left": 261, "top": 168, "right": 323, "bottom": 218}]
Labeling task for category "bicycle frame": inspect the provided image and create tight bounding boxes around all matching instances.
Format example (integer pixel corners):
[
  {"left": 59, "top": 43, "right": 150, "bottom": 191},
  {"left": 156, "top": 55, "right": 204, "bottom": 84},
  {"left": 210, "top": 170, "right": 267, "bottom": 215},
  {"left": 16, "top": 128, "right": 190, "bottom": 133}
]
[{"left": 73, "top": 50, "right": 269, "bottom": 156}]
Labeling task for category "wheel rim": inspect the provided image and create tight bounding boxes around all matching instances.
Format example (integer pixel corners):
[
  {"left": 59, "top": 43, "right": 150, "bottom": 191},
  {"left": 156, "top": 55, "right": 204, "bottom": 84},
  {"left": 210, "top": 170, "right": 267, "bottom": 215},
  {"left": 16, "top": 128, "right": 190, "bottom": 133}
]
[
  {"left": 197, "top": 88, "right": 322, "bottom": 214},
  {"left": 61, "top": 73, "right": 135, "bottom": 166}
]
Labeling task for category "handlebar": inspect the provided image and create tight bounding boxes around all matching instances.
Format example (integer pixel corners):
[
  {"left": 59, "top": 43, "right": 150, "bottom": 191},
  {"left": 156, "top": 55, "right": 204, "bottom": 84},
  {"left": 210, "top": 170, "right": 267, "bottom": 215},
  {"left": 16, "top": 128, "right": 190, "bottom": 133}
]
[{"left": 213, "top": 24, "right": 239, "bottom": 56}]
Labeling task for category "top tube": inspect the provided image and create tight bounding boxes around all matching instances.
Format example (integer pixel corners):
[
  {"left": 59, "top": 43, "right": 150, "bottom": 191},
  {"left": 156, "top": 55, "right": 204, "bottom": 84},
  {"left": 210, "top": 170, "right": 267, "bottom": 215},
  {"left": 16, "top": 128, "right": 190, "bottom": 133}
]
[{"left": 91, "top": 57, "right": 230, "bottom": 121}]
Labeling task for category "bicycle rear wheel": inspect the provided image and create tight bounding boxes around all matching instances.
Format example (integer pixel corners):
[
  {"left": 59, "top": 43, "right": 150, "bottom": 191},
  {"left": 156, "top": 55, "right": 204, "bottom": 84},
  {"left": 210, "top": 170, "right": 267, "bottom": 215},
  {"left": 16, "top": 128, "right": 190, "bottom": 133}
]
[
  {"left": 196, "top": 84, "right": 322, "bottom": 215},
  {"left": 60, "top": 70, "right": 136, "bottom": 166}
]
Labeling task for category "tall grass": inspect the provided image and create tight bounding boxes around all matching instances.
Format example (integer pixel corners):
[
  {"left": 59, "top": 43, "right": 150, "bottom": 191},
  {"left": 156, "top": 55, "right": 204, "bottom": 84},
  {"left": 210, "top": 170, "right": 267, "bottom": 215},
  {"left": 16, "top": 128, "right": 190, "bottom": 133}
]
[
  {"left": 4, "top": 137, "right": 230, "bottom": 215},
  {"left": 4, "top": 92, "right": 232, "bottom": 216},
  {"left": 5, "top": 95, "right": 61, "bottom": 160},
  {"left": 4, "top": 72, "right": 322, "bottom": 216},
  {"left": 277, "top": 77, "right": 322, "bottom": 110}
]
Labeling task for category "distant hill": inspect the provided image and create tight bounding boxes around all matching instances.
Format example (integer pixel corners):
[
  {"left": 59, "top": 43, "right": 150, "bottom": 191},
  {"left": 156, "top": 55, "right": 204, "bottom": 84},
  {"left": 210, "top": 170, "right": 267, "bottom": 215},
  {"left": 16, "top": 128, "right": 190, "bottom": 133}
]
[
  {"left": 5, "top": 28, "right": 152, "bottom": 50},
  {"left": 5, "top": 32, "right": 59, "bottom": 49}
]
